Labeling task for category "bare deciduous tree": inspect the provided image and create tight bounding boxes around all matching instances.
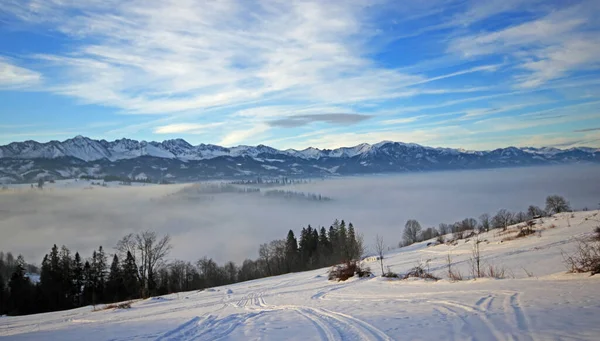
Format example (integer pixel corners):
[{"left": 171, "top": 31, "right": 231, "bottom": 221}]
[
  {"left": 546, "top": 195, "right": 571, "bottom": 215},
  {"left": 492, "top": 209, "right": 513, "bottom": 230},
  {"left": 374, "top": 235, "right": 386, "bottom": 276},
  {"left": 116, "top": 231, "right": 172, "bottom": 297},
  {"left": 403, "top": 219, "right": 422, "bottom": 245},
  {"left": 479, "top": 213, "right": 490, "bottom": 232}
]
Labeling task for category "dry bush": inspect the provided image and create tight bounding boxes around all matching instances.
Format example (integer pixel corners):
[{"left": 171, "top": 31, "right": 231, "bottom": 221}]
[
  {"left": 93, "top": 301, "right": 132, "bottom": 312},
  {"left": 402, "top": 263, "right": 440, "bottom": 281},
  {"left": 594, "top": 226, "right": 600, "bottom": 241},
  {"left": 516, "top": 228, "right": 536, "bottom": 238},
  {"left": 522, "top": 267, "right": 534, "bottom": 278},
  {"left": 356, "top": 264, "right": 373, "bottom": 278},
  {"left": 485, "top": 264, "right": 506, "bottom": 279},
  {"left": 329, "top": 261, "right": 372, "bottom": 281},
  {"left": 436, "top": 235, "right": 445, "bottom": 244},
  {"left": 563, "top": 239, "right": 600, "bottom": 275}
]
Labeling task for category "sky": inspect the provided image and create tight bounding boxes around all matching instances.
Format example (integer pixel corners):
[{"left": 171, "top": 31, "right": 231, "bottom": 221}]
[{"left": 1, "top": 0, "right": 600, "bottom": 150}]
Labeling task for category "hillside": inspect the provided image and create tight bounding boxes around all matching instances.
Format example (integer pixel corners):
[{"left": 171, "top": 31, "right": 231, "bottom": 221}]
[
  {"left": 2, "top": 210, "right": 599, "bottom": 340},
  {"left": 1, "top": 136, "right": 599, "bottom": 183}
]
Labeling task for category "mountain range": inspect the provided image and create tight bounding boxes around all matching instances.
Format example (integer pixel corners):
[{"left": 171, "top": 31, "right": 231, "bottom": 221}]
[{"left": 0, "top": 136, "right": 598, "bottom": 183}]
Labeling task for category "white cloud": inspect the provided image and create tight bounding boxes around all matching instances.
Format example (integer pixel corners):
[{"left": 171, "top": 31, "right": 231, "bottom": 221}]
[
  {"left": 449, "top": 2, "right": 600, "bottom": 88},
  {"left": 218, "top": 124, "right": 271, "bottom": 146},
  {"left": 154, "top": 122, "right": 225, "bottom": 134},
  {"left": 0, "top": 57, "right": 41, "bottom": 89}
]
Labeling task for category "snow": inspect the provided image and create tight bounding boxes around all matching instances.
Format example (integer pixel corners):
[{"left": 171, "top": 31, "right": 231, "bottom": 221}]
[{"left": 2, "top": 211, "right": 600, "bottom": 340}]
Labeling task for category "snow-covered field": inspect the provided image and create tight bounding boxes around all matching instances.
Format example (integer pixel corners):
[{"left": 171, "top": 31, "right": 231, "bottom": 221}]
[{"left": 2, "top": 211, "right": 599, "bottom": 340}]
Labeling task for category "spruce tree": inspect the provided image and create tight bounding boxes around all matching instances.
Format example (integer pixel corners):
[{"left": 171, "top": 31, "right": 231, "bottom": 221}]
[
  {"left": 347, "top": 223, "right": 358, "bottom": 260},
  {"left": 122, "top": 251, "right": 140, "bottom": 299},
  {"left": 94, "top": 246, "right": 107, "bottom": 302},
  {"left": 73, "top": 252, "right": 84, "bottom": 306},
  {"left": 0, "top": 272, "right": 6, "bottom": 315},
  {"left": 285, "top": 230, "right": 298, "bottom": 272},
  {"left": 106, "top": 255, "right": 124, "bottom": 302},
  {"left": 338, "top": 220, "right": 348, "bottom": 262},
  {"left": 59, "top": 246, "right": 74, "bottom": 309},
  {"left": 7, "top": 256, "right": 33, "bottom": 315}
]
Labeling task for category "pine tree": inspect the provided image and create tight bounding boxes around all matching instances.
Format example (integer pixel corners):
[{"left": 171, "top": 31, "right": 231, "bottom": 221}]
[
  {"left": 338, "top": 220, "right": 348, "bottom": 262},
  {"left": 347, "top": 223, "right": 358, "bottom": 260},
  {"left": 93, "top": 246, "right": 107, "bottom": 302},
  {"left": 59, "top": 246, "right": 74, "bottom": 309},
  {"left": 0, "top": 272, "right": 6, "bottom": 315},
  {"left": 122, "top": 251, "right": 140, "bottom": 299},
  {"left": 73, "top": 252, "right": 84, "bottom": 306},
  {"left": 285, "top": 230, "right": 298, "bottom": 272},
  {"left": 106, "top": 255, "right": 124, "bottom": 302},
  {"left": 7, "top": 256, "right": 33, "bottom": 315},
  {"left": 83, "top": 260, "right": 95, "bottom": 306}
]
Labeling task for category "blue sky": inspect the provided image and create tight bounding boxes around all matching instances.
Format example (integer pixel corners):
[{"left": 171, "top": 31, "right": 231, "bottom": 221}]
[{"left": 1, "top": 0, "right": 600, "bottom": 150}]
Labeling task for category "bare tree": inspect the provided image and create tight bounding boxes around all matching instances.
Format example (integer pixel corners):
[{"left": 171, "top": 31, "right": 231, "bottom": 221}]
[
  {"left": 116, "top": 231, "right": 172, "bottom": 297},
  {"left": 470, "top": 237, "right": 482, "bottom": 278},
  {"left": 374, "top": 235, "right": 386, "bottom": 276},
  {"left": 492, "top": 209, "right": 513, "bottom": 230},
  {"left": 479, "top": 213, "right": 491, "bottom": 232},
  {"left": 527, "top": 205, "right": 545, "bottom": 219},
  {"left": 258, "top": 243, "right": 272, "bottom": 276},
  {"left": 546, "top": 195, "right": 571, "bottom": 215},
  {"left": 403, "top": 219, "right": 422, "bottom": 245}
]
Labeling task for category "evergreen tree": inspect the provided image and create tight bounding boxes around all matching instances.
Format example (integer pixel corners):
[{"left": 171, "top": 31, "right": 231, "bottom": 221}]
[
  {"left": 73, "top": 252, "right": 84, "bottom": 306},
  {"left": 83, "top": 260, "right": 95, "bottom": 306},
  {"left": 347, "top": 223, "right": 358, "bottom": 260},
  {"left": 284, "top": 230, "right": 298, "bottom": 272},
  {"left": 318, "top": 227, "right": 331, "bottom": 266},
  {"left": 93, "top": 246, "right": 107, "bottom": 302},
  {"left": 106, "top": 255, "right": 124, "bottom": 302},
  {"left": 122, "top": 251, "right": 140, "bottom": 299},
  {"left": 338, "top": 220, "right": 348, "bottom": 262},
  {"left": 0, "top": 272, "right": 6, "bottom": 315},
  {"left": 7, "top": 256, "right": 33, "bottom": 315},
  {"left": 59, "top": 246, "right": 74, "bottom": 309}
]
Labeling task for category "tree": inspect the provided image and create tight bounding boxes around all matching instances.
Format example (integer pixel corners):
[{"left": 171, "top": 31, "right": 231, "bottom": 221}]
[
  {"left": 545, "top": 195, "right": 571, "bottom": 215},
  {"left": 121, "top": 251, "right": 139, "bottom": 299},
  {"left": 7, "top": 256, "right": 33, "bottom": 315},
  {"left": 73, "top": 252, "right": 84, "bottom": 306},
  {"left": 403, "top": 220, "right": 422, "bottom": 245},
  {"left": 0, "top": 272, "right": 6, "bottom": 315},
  {"left": 106, "top": 255, "right": 124, "bottom": 302},
  {"left": 492, "top": 209, "right": 513, "bottom": 230},
  {"left": 285, "top": 230, "right": 299, "bottom": 272},
  {"left": 374, "top": 235, "right": 386, "bottom": 276},
  {"left": 527, "top": 205, "right": 545, "bottom": 219},
  {"left": 37, "top": 178, "right": 44, "bottom": 189},
  {"left": 478, "top": 213, "right": 491, "bottom": 232},
  {"left": 116, "top": 231, "right": 172, "bottom": 298}
]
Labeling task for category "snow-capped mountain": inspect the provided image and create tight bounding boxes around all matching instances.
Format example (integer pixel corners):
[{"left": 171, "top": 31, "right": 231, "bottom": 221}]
[{"left": 0, "top": 136, "right": 598, "bottom": 183}]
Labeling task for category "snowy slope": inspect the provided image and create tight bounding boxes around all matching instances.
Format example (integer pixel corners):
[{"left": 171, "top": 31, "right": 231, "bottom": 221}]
[{"left": 2, "top": 211, "right": 600, "bottom": 340}]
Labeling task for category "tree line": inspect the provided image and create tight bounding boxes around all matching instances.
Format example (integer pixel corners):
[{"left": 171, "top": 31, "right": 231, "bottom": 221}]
[
  {"left": 400, "top": 195, "right": 572, "bottom": 246},
  {"left": 0, "top": 220, "right": 362, "bottom": 316}
]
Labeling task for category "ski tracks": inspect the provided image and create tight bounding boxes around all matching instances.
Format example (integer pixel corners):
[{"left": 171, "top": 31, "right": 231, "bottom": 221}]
[
  {"left": 432, "top": 292, "right": 536, "bottom": 341},
  {"left": 160, "top": 290, "right": 394, "bottom": 341}
]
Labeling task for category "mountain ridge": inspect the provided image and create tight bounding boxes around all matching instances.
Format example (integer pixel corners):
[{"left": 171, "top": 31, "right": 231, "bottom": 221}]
[{"left": 0, "top": 136, "right": 598, "bottom": 183}]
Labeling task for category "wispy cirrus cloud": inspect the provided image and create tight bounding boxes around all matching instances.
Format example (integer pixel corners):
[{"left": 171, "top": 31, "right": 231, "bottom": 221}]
[
  {"left": 0, "top": 57, "right": 41, "bottom": 89},
  {"left": 1, "top": 0, "right": 600, "bottom": 149},
  {"left": 268, "top": 113, "right": 371, "bottom": 128}
]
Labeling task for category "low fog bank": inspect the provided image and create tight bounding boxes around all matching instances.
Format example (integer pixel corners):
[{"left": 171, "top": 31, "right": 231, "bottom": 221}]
[{"left": 1, "top": 164, "right": 599, "bottom": 266}]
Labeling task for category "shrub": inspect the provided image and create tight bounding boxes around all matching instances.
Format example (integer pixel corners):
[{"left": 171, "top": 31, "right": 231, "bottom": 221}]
[
  {"left": 594, "top": 227, "right": 600, "bottom": 241},
  {"left": 563, "top": 239, "right": 600, "bottom": 275},
  {"left": 93, "top": 301, "right": 132, "bottom": 312},
  {"left": 485, "top": 264, "right": 506, "bottom": 279},
  {"left": 436, "top": 235, "right": 445, "bottom": 244},
  {"left": 516, "top": 228, "right": 536, "bottom": 238},
  {"left": 402, "top": 263, "right": 440, "bottom": 281},
  {"left": 329, "top": 261, "right": 372, "bottom": 281}
]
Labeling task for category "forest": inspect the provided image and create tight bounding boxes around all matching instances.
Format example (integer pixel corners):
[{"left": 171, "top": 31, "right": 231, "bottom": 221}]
[{"left": 0, "top": 220, "right": 362, "bottom": 316}]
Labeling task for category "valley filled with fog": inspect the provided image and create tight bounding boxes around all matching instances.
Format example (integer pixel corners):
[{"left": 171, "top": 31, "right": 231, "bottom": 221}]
[{"left": 1, "top": 164, "right": 599, "bottom": 266}]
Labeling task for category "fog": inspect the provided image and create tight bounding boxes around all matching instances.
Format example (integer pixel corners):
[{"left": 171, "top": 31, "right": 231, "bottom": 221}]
[{"left": 1, "top": 165, "right": 599, "bottom": 266}]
